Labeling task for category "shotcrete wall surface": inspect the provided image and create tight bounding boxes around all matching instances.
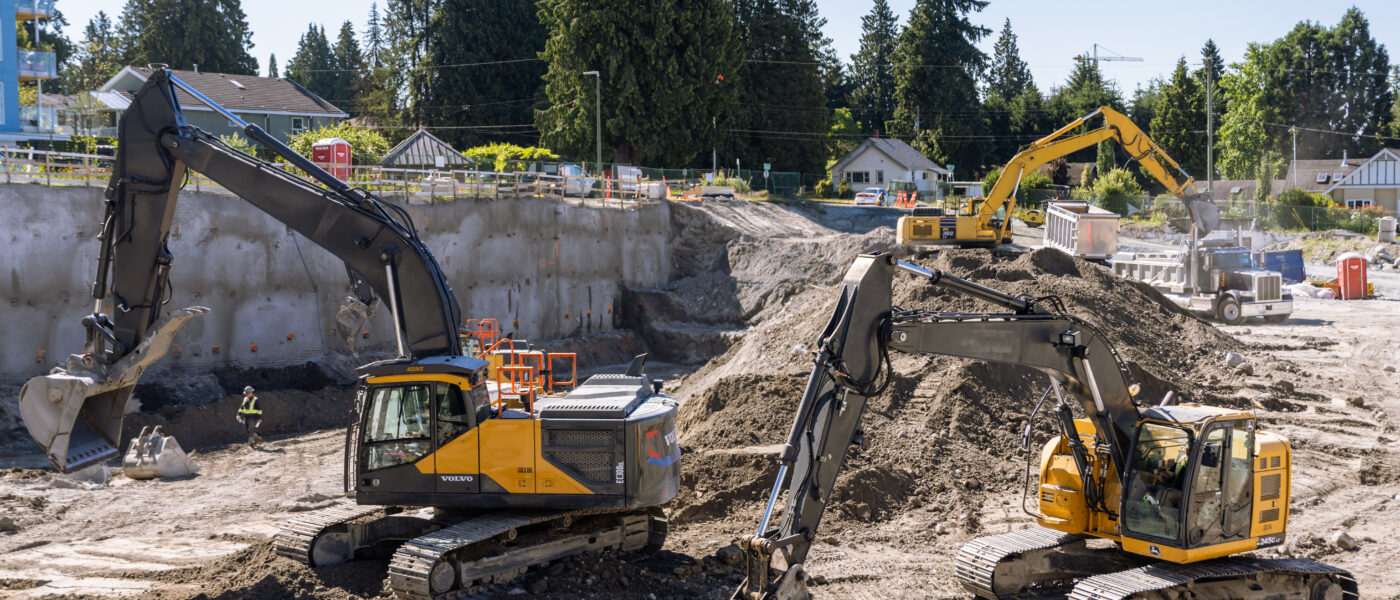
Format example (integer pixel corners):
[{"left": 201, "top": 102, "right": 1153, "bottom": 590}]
[{"left": 0, "top": 184, "right": 670, "bottom": 383}]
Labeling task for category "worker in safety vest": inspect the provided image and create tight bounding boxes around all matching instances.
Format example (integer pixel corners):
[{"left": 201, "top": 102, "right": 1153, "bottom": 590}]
[{"left": 237, "top": 385, "right": 264, "bottom": 446}]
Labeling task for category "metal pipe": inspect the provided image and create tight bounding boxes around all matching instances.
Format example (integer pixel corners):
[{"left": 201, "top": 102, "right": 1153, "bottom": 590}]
[
  {"left": 384, "top": 262, "right": 407, "bottom": 358},
  {"left": 757, "top": 464, "right": 788, "bottom": 535},
  {"left": 1079, "top": 357, "right": 1107, "bottom": 415}
]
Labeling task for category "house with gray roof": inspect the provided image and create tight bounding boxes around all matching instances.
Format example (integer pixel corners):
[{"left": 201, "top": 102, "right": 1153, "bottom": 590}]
[
  {"left": 74, "top": 66, "right": 347, "bottom": 143},
  {"left": 830, "top": 137, "right": 950, "bottom": 195}
]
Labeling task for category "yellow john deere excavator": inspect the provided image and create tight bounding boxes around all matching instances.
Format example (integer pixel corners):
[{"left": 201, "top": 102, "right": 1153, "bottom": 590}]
[
  {"left": 17, "top": 69, "right": 678, "bottom": 599},
  {"left": 732, "top": 247, "right": 1355, "bottom": 600},
  {"left": 896, "top": 106, "right": 1199, "bottom": 249}
]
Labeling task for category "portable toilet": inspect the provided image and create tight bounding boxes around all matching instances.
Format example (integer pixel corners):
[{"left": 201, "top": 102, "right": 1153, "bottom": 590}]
[
  {"left": 312, "top": 138, "right": 353, "bottom": 180},
  {"left": 1336, "top": 252, "right": 1368, "bottom": 299}
]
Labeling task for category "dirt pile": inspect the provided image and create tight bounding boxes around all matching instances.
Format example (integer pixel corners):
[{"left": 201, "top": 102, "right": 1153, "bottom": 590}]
[
  {"left": 1263, "top": 229, "right": 1400, "bottom": 264},
  {"left": 667, "top": 248, "right": 1248, "bottom": 533}
]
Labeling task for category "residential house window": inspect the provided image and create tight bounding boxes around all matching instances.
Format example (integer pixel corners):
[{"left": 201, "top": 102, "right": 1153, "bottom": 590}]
[
  {"left": 1346, "top": 199, "right": 1373, "bottom": 209},
  {"left": 876, "top": 170, "right": 884, "bottom": 184},
  {"left": 0, "top": 82, "right": 5, "bottom": 125},
  {"left": 292, "top": 117, "right": 307, "bottom": 133},
  {"left": 846, "top": 171, "right": 870, "bottom": 184},
  {"left": 921, "top": 172, "right": 927, "bottom": 180}
]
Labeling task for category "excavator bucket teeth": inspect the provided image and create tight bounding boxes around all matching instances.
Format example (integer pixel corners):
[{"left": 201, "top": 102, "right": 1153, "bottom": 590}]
[
  {"left": 122, "top": 425, "right": 200, "bottom": 479},
  {"left": 18, "top": 306, "right": 209, "bottom": 473}
]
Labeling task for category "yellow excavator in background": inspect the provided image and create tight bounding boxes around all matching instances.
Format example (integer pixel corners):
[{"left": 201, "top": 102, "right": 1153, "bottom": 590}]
[{"left": 896, "top": 106, "right": 1199, "bottom": 248}]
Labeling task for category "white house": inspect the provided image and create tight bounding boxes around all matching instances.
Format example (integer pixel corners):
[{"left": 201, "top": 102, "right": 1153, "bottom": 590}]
[
  {"left": 1321, "top": 148, "right": 1400, "bottom": 212},
  {"left": 830, "top": 137, "right": 950, "bottom": 194}
]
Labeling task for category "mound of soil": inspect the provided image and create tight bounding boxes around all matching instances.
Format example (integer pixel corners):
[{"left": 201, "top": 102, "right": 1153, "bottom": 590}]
[{"left": 668, "top": 248, "right": 1244, "bottom": 531}]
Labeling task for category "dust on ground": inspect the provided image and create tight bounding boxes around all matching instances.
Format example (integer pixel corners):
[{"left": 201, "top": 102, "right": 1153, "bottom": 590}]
[{"left": 1, "top": 202, "right": 1397, "bottom": 599}]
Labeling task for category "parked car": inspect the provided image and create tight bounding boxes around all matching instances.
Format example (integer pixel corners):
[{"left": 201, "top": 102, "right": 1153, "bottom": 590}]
[
  {"left": 560, "top": 163, "right": 598, "bottom": 197},
  {"left": 853, "top": 187, "right": 886, "bottom": 206}
]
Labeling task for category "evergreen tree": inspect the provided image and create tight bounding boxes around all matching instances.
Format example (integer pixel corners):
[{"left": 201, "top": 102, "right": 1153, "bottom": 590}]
[
  {"left": 1047, "top": 56, "right": 1122, "bottom": 124},
  {"left": 1129, "top": 78, "right": 1162, "bottom": 133},
  {"left": 1217, "top": 43, "right": 1279, "bottom": 181},
  {"left": 1150, "top": 57, "right": 1205, "bottom": 176},
  {"left": 891, "top": 0, "right": 990, "bottom": 172},
  {"left": 64, "top": 11, "right": 120, "bottom": 92},
  {"left": 267, "top": 53, "right": 278, "bottom": 78},
  {"left": 357, "top": 2, "right": 398, "bottom": 126},
  {"left": 383, "top": 0, "right": 437, "bottom": 126},
  {"left": 331, "top": 21, "right": 362, "bottom": 111},
  {"left": 848, "top": 0, "right": 899, "bottom": 134},
  {"left": 538, "top": 0, "right": 739, "bottom": 167},
  {"left": 117, "top": 0, "right": 258, "bottom": 74},
  {"left": 729, "top": 0, "right": 830, "bottom": 172},
  {"left": 986, "top": 18, "right": 1032, "bottom": 101},
  {"left": 285, "top": 25, "right": 336, "bottom": 100},
  {"left": 427, "top": 0, "right": 547, "bottom": 147}
]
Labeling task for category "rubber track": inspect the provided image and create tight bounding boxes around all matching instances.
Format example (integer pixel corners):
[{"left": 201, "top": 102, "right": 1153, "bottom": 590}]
[
  {"left": 1068, "top": 556, "right": 1359, "bottom": 600},
  {"left": 273, "top": 502, "right": 383, "bottom": 564},
  {"left": 387, "top": 508, "right": 618, "bottom": 600},
  {"left": 955, "top": 527, "right": 1088, "bottom": 599}
]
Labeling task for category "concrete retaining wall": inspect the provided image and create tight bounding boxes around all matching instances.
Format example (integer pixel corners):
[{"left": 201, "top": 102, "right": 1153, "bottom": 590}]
[{"left": 0, "top": 183, "right": 670, "bottom": 383}]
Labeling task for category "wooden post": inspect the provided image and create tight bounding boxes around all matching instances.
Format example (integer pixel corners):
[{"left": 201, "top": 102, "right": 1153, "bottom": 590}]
[
  {"left": 452, "top": 170, "right": 459, "bottom": 202},
  {"left": 3, "top": 146, "right": 9, "bottom": 185},
  {"left": 44, "top": 149, "right": 51, "bottom": 186}
]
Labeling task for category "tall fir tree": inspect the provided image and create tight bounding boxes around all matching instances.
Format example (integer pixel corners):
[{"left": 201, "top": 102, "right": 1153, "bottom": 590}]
[
  {"left": 891, "top": 0, "right": 990, "bottom": 172},
  {"left": 357, "top": 1, "right": 398, "bottom": 127},
  {"left": 538, "top": 0, "right": 739, "bottom": 167},
  {"left": 848, "top": 0, "right": 899, "bottom": 135},
  {"left": 427, "top": 0, "right": 547, "bottom": 147},
  {"left": 117, "top": 0, "right": 258, "bottom": 74},
  {"left": 985, "top": 18, "right": 1032, "bottom": 101},
  {"left": 729, "top": 0, "right": 830, "bottom": 172},
  {"left": 267, "top": 53, "right": 278, "bottom": 78},
  {"left": 285, "top": 25, "right": 336, "bottom": 100},
  {"left": 331, "top": 22, "right": 363, "bottom": 112},
  {"left": 1150, "top": 57, "right": 1206, "bottom": 177},
  {"left": 383, "top": 0, "right": 437, "bottom": 127}
]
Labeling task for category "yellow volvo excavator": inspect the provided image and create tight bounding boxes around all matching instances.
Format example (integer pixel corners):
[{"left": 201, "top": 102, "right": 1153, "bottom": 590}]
[
  {"left": 896, "top": 106, "right": 1199, "bottom": 248},
  {"left": 17, "top": 69, "right": 678, "bottom": 599},
  {"left": 733, "top": 248, "right": 1355, "bottom": 599}
]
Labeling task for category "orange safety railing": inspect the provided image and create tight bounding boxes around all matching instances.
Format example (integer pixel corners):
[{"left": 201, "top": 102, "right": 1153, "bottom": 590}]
[
  {"left": 460, "top": 318, "right": 501, "bottom": 357},
  {"left": 495, "top": 365, "right": 537, "bottom": 416},
  {"left": 546, "top": 353, "right": 577, "bottom": 392}
]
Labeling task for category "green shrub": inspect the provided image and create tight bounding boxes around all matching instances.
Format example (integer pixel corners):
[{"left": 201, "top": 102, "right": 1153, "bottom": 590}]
[
  {"left": 219, "top": 133, "right": 259, "bottom": 157},
  {"left": 1081, "top": 168, "right": 1142, "bottom": 215},
  {"left": 287, "top": 123, "right": 391, "bottom": 165},
  {"left": 836, "top": 178, "right": 852, "bottom": 198},
  {"left": 462, "top": 143, "right": 558, "bottom": 172},
  {"left": 814, "top": 178, "right": 833, "bottom": 198}
]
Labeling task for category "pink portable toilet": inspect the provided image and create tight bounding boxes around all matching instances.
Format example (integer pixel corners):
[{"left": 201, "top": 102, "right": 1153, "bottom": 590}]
[
  {"left": 312, "top": 137, "right": 352, "bottom": 180},
  {"left": 1336, "top": 252, "right": 1367, "bottom": 299}
]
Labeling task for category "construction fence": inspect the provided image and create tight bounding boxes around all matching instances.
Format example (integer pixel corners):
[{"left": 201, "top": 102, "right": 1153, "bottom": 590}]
[{"left": 1010, "top": 191, "right": 1387, "bottom": 236}]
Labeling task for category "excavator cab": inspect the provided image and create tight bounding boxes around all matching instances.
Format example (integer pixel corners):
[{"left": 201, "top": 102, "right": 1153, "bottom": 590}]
[{"left": 1116, "top": 410, "right": 1281, "bottom": 562}]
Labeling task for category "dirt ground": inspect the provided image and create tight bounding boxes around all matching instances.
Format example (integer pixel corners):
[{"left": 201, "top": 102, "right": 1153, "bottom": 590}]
[{"left": 2, "top": 202, "right": 1399, "bottom": 599}]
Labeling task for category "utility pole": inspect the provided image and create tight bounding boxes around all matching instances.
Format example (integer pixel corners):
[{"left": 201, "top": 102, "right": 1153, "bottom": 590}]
[
  {"left": 1206, "top": 66, "right": 1214, "bottom": 194},
  {"left": 582, "top": 71, "right": 601, "bottom": 174},
  {"left": 34, "top": 0, "right": 42, "bottom": 134},
  {"left": 712, "top": 116, "right": 717, "bottom": 174},
  {"left": 1290, "top": 127, "right": 1299, "bottom": 186}
]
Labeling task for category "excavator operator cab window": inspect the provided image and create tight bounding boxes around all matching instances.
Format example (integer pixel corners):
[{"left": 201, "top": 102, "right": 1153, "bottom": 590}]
[
  {"left": 434, "top": 382, "right": 473, "bottom": 446},
  {"left": 363, "top": 385, "right": 433, "bottom": 471},
  {"left": 1186, "top": 419, "right": 1255, "bottom": 547},
  {"left": 467, "top": 383, "right": 493, "bottom": 426},
  {"left": 1123, "top": 422, "right": 1193, "bottom": 541}
]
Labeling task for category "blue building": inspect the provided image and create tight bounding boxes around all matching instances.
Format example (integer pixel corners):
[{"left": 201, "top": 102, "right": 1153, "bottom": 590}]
[{"left": 0, "top": 0, "right": 62, "bottom": 143}]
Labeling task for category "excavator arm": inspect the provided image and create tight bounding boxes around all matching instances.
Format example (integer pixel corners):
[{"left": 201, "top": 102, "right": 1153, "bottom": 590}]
[
  {"left": 20, "top": 69, "right": 462, "bottom": 472},
  {"left": 978, "top": 106, "right": 1200, "bottom": 242},
  {"left": 734, "top": 253, "right": 1141, "bottom": 600}
]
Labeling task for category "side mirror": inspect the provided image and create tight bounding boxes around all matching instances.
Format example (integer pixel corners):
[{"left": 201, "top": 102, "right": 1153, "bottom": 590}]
[{"left": 1201, "top": 442, "right": 1222, "bottom": 469}]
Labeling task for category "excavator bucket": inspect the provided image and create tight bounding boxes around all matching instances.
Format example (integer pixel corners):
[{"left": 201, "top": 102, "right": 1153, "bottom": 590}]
[
  {"left": 122, "top": 425, "right": 199, "bottom": 479},
  {"left": 18, "top": 306, "right": 209, "bottom": 473}
]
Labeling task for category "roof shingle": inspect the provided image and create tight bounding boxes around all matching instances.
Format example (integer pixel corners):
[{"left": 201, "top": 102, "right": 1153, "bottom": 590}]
[{"left": 113, "top": 67, "right": 346, "bottom": 117}]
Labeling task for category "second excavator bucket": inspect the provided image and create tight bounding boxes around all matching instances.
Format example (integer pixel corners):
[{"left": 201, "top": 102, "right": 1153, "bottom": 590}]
[
  {"left": 122, "top": 425, "right": 200, "bottom": 479},
  {"left": 17, "top": 306, "right": 209, "bottom": 473}
]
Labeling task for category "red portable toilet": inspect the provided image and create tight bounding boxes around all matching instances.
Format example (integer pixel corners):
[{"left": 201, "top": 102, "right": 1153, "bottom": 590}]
[
  {"left": 311, "top": 137, "right": 352, "bottom": 180},
  {"left": 1336, "top": 252, "right": 1367, "bottom": 299}
]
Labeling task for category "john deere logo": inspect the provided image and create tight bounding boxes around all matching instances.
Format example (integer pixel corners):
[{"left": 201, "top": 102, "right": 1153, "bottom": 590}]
[{"left": 1148, "top": 545, "right": 1161, "bottom": 557}]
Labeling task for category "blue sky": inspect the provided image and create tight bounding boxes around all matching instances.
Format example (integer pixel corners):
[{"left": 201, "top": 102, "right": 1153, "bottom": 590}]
[{"left": 52, "top": 0, "right": 1400, "bottom": 95}]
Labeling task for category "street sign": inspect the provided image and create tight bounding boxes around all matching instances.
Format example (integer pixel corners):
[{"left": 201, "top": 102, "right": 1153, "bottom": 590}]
[{"left": 763, "top": 162, "right": 771, "bottom": 177}]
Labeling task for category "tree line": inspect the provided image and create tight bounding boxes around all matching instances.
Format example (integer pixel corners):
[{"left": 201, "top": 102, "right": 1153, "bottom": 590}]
[{"left": 38, "top": 0, "right": 1400, "bottom": 186}]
